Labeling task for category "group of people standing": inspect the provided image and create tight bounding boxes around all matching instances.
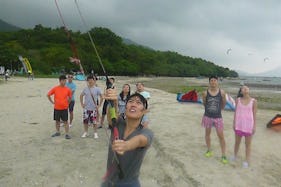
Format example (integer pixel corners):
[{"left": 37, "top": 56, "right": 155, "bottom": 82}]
[
  {"left": 47, "top": 74, "right": 152, "bottom": 139},
  {"left": 46, "top": 73, "right": 257, "bottom": 186},
  {"left": 47, "top": 74, "right": 153, "bottom": 186},
  {"left": 202, "top": 75, "right": 257, "bottom": 168}
]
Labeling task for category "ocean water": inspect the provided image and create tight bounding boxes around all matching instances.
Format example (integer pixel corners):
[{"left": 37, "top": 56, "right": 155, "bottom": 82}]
[
  {"left": 239, "top": 76, "right": 281, "bottom": 86},
  {"left": 221, "top": 76, "right": 281, "bottom": 96}
]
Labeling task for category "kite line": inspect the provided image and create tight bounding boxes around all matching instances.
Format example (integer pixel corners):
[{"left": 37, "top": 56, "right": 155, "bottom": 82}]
[
  {"left": 54, "top": 0, "right": 85, "bottom": 75},
  {"left": 74, "top": 0, "right": 124, "bottom": 179}
]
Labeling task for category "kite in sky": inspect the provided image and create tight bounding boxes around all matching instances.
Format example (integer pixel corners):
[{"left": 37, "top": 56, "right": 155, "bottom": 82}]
[
  {"left": 226, "top": 48, "right": 232, "bottom": 55},
  {"left": 264, "top": 57, "right": 269, "bottom": 62}
]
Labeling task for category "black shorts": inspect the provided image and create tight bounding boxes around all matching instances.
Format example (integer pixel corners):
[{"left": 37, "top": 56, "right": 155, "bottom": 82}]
[
  {"left": 53, "top": 109, "right": 68, "bottom": 122},
  {"left": 68, "top": 101, "right": 75, "bottom": 112},
  {"left": 102, "top": 100, "right": 108, "bottom": 115}
]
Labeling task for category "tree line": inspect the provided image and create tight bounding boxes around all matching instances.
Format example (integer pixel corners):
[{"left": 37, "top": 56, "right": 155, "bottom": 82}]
[{"left": 0, "top": 24, "right": 238, "bottom": 77}]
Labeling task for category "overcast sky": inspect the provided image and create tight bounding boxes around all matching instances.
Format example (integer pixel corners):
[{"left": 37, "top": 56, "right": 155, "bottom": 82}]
[{"left": 1, "top": 0, "right": 281, "bottom": 74}]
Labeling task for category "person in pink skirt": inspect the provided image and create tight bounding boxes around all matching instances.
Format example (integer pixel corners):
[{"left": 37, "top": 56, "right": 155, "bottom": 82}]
[{"left": 232, "top": 85, "right": 257, "bottom": 168}]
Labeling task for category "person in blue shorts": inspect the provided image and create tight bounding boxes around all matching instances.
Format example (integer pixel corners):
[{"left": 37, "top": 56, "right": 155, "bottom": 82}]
[{"left": 66, "top": 73, "right": 76, "bottom": 127}]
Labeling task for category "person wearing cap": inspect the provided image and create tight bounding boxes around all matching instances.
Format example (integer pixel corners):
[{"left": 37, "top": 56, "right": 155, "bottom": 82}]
[
  {"left": 101, "top": 92, "right": 153, "bottom": 187},
  {"left": 202, "top": 75, "right": 228, "bottom": 164},
  {"left": 66, "top": 73, "right": 76, "bottom": 128},
  {"left": 47, "top": 75, "right": 72, "bottom": 139}
]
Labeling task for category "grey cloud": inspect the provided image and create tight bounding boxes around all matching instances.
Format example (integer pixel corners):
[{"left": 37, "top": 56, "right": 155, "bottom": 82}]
[{"left": 1, "top": 0, "right": 281, "bottom": 74}]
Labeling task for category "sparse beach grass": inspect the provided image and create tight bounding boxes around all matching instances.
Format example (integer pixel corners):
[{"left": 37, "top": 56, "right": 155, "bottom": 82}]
[{"left": 122, "top": 76, "right": 281, "bottom": 111}]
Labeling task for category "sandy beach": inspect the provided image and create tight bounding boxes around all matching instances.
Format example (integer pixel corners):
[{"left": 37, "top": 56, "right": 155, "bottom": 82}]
[{"left": 1, "top": 76, "right": 281, "bottom": 187}]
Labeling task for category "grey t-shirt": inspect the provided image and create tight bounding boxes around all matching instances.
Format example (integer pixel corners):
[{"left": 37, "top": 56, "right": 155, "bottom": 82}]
[
  {"left": 104, "top": 119, "right": 153, "bottom": 185},
  {"left": 81, "top": 86, "right": 102, "bottom": 110}
]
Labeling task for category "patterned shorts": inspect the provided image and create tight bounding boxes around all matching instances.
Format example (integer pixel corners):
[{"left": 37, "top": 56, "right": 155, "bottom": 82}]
[
  {"left": 83, "top": 109, "right": 98, "bottom": 125},
  {"left": 202, "top": 115, "right": 224, "bottom": 131}
]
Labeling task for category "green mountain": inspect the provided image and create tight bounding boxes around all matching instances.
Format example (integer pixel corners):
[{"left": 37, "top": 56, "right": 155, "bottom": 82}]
[
  {"left": 0, "top": 24, "right": 238, "bottom": 77},
  {"left": 122, "top": 38, "right": 139, "bottom": 45},
  {"left": 122, "top": 38, "right": 152, "bottom": 49},
  {"left": 0, "top": 19, "right": 21, "bottom": 32}
]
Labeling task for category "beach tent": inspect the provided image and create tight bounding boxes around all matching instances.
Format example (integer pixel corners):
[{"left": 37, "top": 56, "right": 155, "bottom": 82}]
[
  {"left": 266, "top": 114, "right": 281, "bottom": 131},
  {"left": 224, "top": 93, "right": 236, "bottom": 111}
]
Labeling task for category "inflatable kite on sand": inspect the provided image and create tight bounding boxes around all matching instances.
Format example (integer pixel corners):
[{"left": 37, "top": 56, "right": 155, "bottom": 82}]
[
  {"left": 177, "top": 91, "right": 236, "bottom": 111},
  {"left": 266, "top": 114, "right": 281, "bottom": 131},
  {"left": 224, "top": 93, "right": 236, "bottom": 111},
  {"left": 177, "top": 90, "right": 202, "bottom": 103},
  {"left": 18, "top": 56, "right": 32, "bottom": 74}
]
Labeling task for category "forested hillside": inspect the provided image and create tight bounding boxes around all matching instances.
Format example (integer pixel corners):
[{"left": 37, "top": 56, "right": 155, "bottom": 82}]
[
  {"left": 0, "top": 24, "right": 238, "bottom": 77},
  {"left": 0, "top": 19, "right": 21, "bottom": 32}
]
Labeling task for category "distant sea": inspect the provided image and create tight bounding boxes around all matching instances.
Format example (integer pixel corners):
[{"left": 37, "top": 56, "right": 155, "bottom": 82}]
[{"left": 239, "top": 76, "right": 281, "bottom": 86}]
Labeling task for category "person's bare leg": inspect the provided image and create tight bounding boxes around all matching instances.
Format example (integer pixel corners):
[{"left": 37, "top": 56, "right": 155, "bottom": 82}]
[
  {"left": 234, "top": 134, "right": 242, "bottom": 158},
  {"left": 64, "top": 121, "right": 69, "bottom": 134},
  {"left": 216, "top": 129, "right": 226, "bottom": 156},
  {"left": 69, "top": 112, "right": 73, "bottom": 126},
  {"left": 205, "top": 127, "right": 212, "bottom": 151},
  {"left": 84, "top": 123, "right": 88, "bottom": 133},
  {"left": 100, "top": 115, "right": 105, "bottom": 127},
  {"left": 245, "top": 136, "right": 252, "bottom": 164},
  {"left": 55, "top": 120, "right": 60, "bottom": 132}
]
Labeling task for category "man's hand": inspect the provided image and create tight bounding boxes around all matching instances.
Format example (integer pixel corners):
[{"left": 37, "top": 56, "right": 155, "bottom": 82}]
[
  {"left": 104, "top": 88, "right": 118, "bottom": 100},
  {"left": 112, "top": 139, "right": 127, "bottom": 155}
]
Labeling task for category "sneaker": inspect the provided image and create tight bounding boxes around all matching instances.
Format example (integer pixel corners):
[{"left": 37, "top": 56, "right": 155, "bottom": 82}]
[
  {"left": 65, "top": 134, "right": 71, "bottom": 139},
  {"left": 81, "top": 132, "right": 88, "bottom": 138},
  {"left": 51, "top": 132, "right": 61, "bottom": 137},
  {"left": 242, "top": 161, "right": 249, "bottom": 168},
  {"left": 221, "top": 156, "right": 228, "bottom": 164},
  {"left": 94, "top": 133, "right": 99, "bottom": 139},
  {"left": 204, "top": 150, "right": 213, "bottom": 158}
]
